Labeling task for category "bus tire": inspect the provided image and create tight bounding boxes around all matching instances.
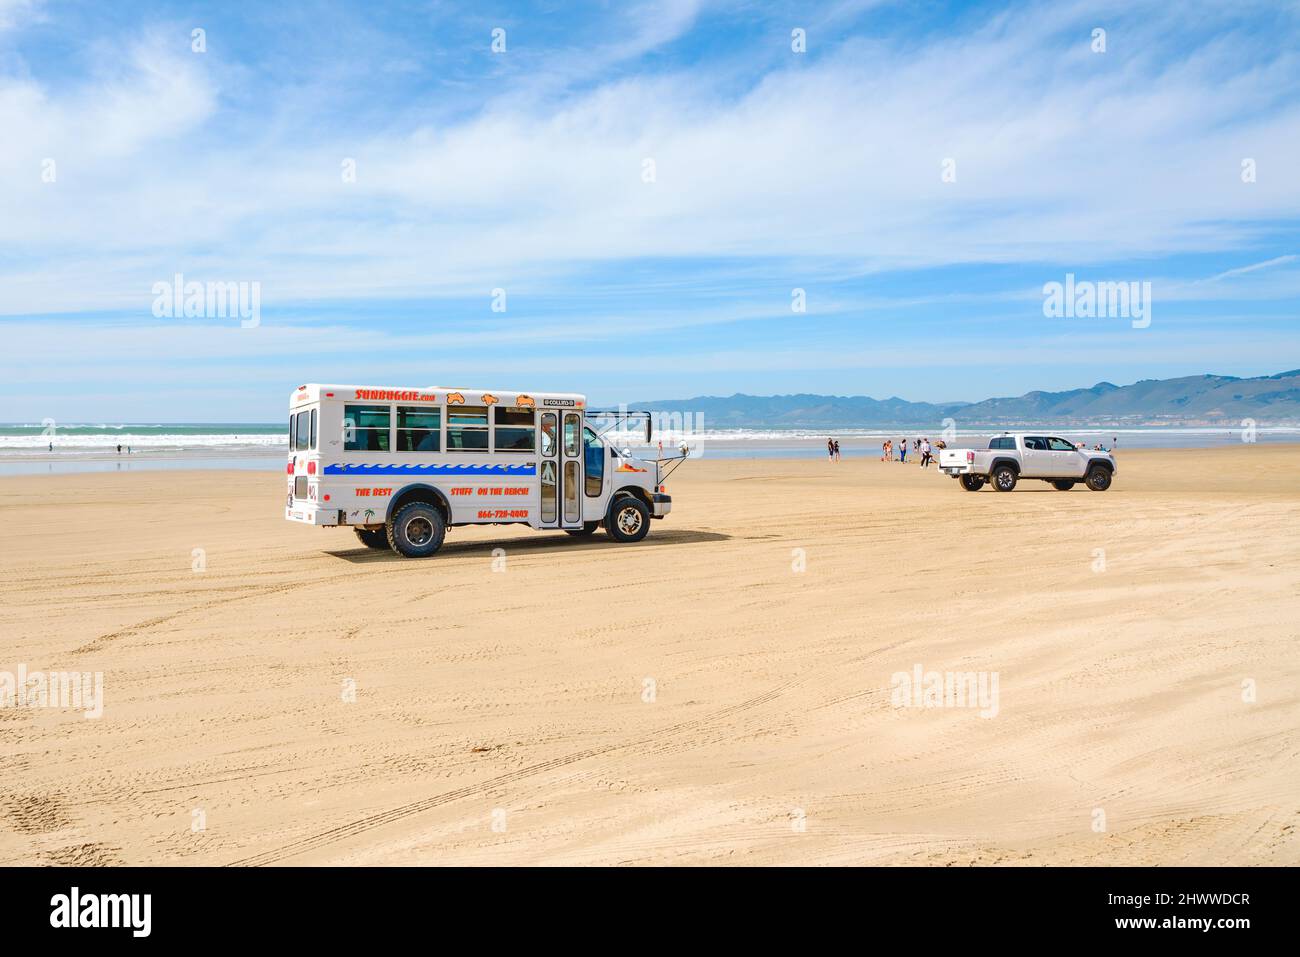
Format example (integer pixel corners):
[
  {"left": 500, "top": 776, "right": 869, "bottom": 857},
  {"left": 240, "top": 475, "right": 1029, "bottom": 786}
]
[
  {"left": 354, "top": 527, "right": 389, "bottom": 549},
  {"left": 1085, "top": 465, "right": 1113, "bottom": 492},
  {"left": 565, "top": 521, "right": 601, "bottom": 537},
  {"left": 1051, "top": 480, "right": 1076, "bottom": 491},
  {"left": 992, "top": 464, "right": 1018, "bottom": 492},
  {"left": 960, "top": 474, "right": 985, "bottom": 492},
  {"left": 387, "top": 501, "right": 446, "bottom": 558},
  {"left": 607, "top": 496, "right": 650, "bottom": 543}
]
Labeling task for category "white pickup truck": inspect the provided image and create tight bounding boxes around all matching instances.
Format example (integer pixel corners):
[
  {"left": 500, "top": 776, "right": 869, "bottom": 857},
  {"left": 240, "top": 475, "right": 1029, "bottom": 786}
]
[{"left": 937, "top": 433, "right": 1116, "bottom": 492}]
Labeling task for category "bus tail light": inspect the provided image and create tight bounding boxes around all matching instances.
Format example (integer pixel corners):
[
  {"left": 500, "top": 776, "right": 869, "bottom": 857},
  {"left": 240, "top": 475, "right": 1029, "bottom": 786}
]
[{"left": 307, "top": 461, "right": 316, "bottom": 475}]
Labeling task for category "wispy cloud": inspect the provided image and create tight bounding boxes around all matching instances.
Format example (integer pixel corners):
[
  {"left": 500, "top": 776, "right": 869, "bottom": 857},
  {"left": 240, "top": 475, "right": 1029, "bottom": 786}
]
[{"left": 0, "top": 0, "right": 1298, "bottom": 416}]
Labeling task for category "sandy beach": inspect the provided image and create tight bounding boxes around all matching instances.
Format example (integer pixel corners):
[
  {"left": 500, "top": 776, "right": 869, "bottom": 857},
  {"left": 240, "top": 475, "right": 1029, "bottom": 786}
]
[{"left": 1, "top": 445, "right": 1297, "bottom": 866}]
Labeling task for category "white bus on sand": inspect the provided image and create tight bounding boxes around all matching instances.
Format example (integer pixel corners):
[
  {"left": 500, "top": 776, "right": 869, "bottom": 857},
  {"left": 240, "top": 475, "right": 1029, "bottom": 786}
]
[{"left": 285, "top": 384, "right": 677, "bottom": 557}]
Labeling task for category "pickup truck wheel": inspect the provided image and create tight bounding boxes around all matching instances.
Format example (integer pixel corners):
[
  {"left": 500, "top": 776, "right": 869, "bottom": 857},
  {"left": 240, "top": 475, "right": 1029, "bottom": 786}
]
[
  {"left": 354, "top": 527, "right": 389, "bottom": 549},
  {"left": 1051, "top": 480, "right": 1075, "bottom": 491},
  {"left": 1085, "top": 466, "right": 1113, "bottom": 491},
  {"left": 992, "top": 465, "right": 1018, "bottom": 492},
  {"left": 960, "top": 474, "right": 985, "bottom": 492},
  {"left": 387, "top": 502, "right": 447, "bottom": 558},
  {"left": 606, "top": 496, "right": 650, "bottom": 543}
]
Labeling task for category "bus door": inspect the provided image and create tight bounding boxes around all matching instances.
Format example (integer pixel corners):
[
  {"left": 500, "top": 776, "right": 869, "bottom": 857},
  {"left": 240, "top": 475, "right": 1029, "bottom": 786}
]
[
  {"left": 561, "top": 412, "right": 584, "bottom": 528},
  {"left": 538, "top": 410, "right": 585, "bottom": 530}
]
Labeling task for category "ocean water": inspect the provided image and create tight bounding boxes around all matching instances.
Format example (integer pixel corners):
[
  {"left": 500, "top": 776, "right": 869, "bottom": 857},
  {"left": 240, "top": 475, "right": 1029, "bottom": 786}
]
[
  {"left": 0, "top": 423, "right": 284, "bottom": 452},
  {"left": 0, "top": 423, "right": 1296, "bottom": 475}
]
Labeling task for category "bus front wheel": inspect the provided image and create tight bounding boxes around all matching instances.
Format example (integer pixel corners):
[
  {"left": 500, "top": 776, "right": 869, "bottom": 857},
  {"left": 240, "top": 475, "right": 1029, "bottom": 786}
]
[{"left": 606, "top": 497, "right": 650, "bottom": 543}]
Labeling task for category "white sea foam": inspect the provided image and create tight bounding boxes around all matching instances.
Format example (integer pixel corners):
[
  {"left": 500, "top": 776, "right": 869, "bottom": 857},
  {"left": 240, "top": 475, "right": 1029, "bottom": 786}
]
[{"left": 0, "top": 433, "right": 287, "bottom": 451}]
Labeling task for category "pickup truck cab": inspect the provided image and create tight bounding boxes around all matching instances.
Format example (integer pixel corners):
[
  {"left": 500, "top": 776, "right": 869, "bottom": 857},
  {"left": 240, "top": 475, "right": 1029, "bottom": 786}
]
[{"left": 937, "top": 433, "right": 1116, "bottom": 492}]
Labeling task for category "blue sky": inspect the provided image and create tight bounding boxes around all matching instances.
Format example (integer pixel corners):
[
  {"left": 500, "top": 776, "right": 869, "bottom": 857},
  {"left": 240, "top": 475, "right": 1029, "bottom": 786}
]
[{"left": 2, "top": 0, "right": 1299, "bottom": 421}]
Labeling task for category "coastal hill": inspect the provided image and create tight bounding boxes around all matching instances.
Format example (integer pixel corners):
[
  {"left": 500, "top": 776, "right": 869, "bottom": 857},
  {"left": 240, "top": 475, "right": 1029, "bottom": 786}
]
[{"left": 637, "top": 370, "right": 1300, "bottom": 428}]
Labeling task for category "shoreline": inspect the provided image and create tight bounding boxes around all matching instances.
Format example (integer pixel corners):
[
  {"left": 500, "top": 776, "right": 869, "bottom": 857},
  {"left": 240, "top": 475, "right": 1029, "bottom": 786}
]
[
  {"left": 2, "top": 440, "right": 1298, "bottom": 478},
  {"left": 3, "top": 434, "right": 1299, "bottom": 476}
]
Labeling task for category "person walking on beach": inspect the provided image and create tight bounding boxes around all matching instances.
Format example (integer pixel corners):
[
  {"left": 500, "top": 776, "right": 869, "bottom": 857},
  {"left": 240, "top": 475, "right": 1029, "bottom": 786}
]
[
  {"left": 881, "top": 439, "right": 889, "bottom": 461},
  {"left": 898, "top": 438, "right": 908, "bottom": 464},
  {"left": 116, "top": 444, "right": 122, "bottom": 455},
  {"left": 920, "top": 437, "right": 932, "bottom": 467},
  {"left": 833, "top": 439, "right": 841, "bottom": 462},
  {"left": 827, "top": 438, "right": 835, "bottom": 462}
]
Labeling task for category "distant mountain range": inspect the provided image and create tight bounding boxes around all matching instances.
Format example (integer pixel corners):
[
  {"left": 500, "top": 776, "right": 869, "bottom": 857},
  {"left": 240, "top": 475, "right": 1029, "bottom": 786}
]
[{"left": 637, "top": 370, "right": 1300, "bottom": 428}]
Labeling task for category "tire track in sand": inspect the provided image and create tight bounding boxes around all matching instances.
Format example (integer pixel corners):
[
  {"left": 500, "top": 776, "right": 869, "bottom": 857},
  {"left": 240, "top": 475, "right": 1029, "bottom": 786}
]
[
  {"left": 224, "top": 676, "right": 808, "bottom": 866},
  {"left": 225, "top": 638, "right": 914, "bottom": 867}
]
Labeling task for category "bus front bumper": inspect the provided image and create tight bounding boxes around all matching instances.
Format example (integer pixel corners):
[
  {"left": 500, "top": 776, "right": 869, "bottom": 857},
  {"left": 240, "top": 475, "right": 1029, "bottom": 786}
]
[{"left": 652, "top": 493, "right": 672, "bottom": 518}]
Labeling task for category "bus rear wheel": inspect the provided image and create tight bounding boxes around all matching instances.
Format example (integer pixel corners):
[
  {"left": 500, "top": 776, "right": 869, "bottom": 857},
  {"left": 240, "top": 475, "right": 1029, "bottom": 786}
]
[
  {"left": 387, "top": 502, "right": 447, "bottom": 558},
  {"left": 354, "top": 527, "right": 389, "bottom": 549},
  {"left": 606, "top": 497, "right": 650, "bottom": 543}
]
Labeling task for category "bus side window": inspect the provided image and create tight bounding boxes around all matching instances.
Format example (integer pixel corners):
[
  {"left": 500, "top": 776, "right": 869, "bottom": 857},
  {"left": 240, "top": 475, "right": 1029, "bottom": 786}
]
[
  {"left": 343, "top": 404, "right": 391, "bottom": 452},
  {"left": 447, "top": 406, "right": 488, "bottom": 451},
  {"left": 397, "top": 406, "right": 441, "bottom": 452},
  {"left": 583, "top": 427, "right": 603, "bottom": 496},
  {"left": 494, "top": 408, "right": 535, "bottom": 452},
  {"left": 310, "top": 409, "right": 317, "bottom": 450}
]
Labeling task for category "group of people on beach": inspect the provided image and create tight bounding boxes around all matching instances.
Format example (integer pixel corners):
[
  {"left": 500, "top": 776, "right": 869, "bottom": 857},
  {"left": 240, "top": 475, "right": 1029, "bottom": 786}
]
[
  {"left": 881, "top": 436, "right": 940, "bottom": 467},
  {"left": 827, "top": 436, "right": 945, "bottom": 467}
]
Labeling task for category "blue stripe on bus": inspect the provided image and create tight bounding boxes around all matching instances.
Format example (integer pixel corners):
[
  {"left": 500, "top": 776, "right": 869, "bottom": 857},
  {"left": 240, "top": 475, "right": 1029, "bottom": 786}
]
[{"left": 323, "top": 463, "right": 537, "bottom": 476}]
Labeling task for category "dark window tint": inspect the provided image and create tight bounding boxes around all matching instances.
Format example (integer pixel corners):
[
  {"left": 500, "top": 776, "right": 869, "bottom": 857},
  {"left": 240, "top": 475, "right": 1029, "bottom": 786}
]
[
  {"left": 447, "top": 406, "right": 488, "bottom": 451},
  {"left": 344, "top": 404, "right": 390, "bottom": 452},
  {"left": 494, "top": 408, "right": 535, "bottom": 451},
  {"left": 583, "top": 427, "right": 604, "bottom": 496},
  {"left": 396, "top": 406, "right": 441, "bottom": 452},
  {"left": 989, "top": 436, "right": 1014, "bottom": 450},
  {"left": 1024, "top": 436, "right": 1048, "bottom": 451},
  {"left": 310, "top": 409, "right": 317, "bottom": 450}
]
